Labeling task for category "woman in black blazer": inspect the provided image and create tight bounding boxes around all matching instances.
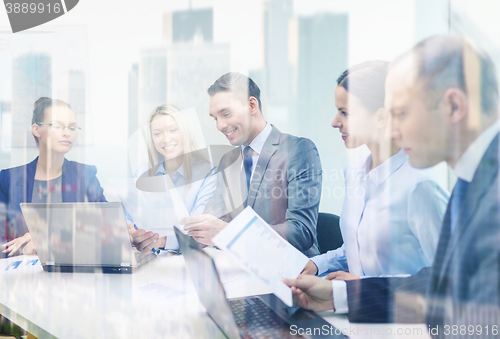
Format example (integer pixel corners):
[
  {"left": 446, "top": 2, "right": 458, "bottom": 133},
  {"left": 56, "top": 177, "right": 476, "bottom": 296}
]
[{"left": 1, "top": 97, "right": 106, "bottom": 256}]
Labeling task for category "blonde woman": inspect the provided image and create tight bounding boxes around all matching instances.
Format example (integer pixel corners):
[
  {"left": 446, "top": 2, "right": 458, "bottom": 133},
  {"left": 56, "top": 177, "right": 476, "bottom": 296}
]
[{"left": 129, "top": 104, "right": 216, "bottom": 253}]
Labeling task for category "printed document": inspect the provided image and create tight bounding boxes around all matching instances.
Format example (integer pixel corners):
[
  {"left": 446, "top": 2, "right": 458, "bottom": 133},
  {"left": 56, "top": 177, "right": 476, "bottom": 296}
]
[{"left": 212, "top": 207, "right": 309, "bottom": 306}]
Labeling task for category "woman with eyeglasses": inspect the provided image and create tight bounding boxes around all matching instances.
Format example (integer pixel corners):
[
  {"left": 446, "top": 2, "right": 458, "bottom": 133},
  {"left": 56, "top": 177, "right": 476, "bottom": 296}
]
[{"left": 1, "top": 97, "right": 107, "bottom": 256}]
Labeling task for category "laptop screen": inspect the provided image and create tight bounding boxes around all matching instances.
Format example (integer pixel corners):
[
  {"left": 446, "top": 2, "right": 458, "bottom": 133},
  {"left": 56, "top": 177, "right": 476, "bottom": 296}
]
[
  {"left": 21, "top": 202, "right": 135, "bottom": 266},
  {"left": 175, "top": 227, "right": 240, "bottom": 338}
]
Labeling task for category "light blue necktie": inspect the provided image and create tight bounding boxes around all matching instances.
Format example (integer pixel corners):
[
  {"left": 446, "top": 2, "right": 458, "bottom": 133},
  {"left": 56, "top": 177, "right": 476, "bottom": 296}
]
[{"left": 450, "top": 178, "right": 468, "bottom": 233}]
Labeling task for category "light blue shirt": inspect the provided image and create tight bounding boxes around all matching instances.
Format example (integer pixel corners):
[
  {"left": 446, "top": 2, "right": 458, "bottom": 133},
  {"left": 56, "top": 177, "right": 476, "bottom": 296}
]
[
  {"left": 153, "top": 158, "right": 217, "bottom": 216},
  {"left": 129, "top": 156, "right": 217, "bottom": 250},
  {"left": 312, "top": 150, "right": 449, "bottom": 277}
]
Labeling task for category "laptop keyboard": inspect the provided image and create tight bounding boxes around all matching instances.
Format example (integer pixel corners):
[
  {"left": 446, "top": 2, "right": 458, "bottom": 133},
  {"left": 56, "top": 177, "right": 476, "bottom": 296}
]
[{"left": 229, "top": 297, "right": 302, "bottom": 339}]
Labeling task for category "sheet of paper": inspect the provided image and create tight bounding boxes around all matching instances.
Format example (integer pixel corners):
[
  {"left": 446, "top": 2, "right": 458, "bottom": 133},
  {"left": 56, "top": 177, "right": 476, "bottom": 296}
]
[
  {"left": 0, "top": 255, "right": 42, "bottom": 275},
  {"left": 108, "top": 176, "right": 188, "bottom": 236},
  {"left": 212, "top": 207, "right": 309, "bottom": 307}
]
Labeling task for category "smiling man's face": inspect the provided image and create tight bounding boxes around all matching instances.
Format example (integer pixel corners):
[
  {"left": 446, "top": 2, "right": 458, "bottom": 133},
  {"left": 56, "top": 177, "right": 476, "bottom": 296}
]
[{"left": 209, "top": 91, "right": 255, "bottom": 146}]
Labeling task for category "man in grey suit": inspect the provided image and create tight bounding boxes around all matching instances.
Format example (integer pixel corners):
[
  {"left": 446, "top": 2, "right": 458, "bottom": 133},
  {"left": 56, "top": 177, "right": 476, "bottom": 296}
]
[
  {"left": 285, "top": 35, "right": 500, "bottom": 336},
  {"left": 181, "top": 72, "right": 322, "bottom": 257}
]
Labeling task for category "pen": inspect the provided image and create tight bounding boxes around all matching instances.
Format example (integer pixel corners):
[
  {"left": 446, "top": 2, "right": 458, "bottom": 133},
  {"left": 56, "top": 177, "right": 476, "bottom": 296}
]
[{"left": 133, "top": 224, "right": 138, "bottom": 230}]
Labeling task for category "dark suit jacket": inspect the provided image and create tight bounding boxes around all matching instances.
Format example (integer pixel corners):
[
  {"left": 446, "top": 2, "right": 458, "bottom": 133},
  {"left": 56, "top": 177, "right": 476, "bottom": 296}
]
[
  {"left": 0, "top": 157, "right": 107, "bottom": 241},
  {"left": 204, "top": 125, "right": 322, "bottom": 257},
  {"left": 345, "top": 134, "right": 500, "bottom": 337}
]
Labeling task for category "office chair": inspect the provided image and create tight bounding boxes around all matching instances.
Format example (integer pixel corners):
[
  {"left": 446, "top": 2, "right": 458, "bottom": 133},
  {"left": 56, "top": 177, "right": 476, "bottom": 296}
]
[{"left": 316, "top": 212, "right": 343, "bottom": 254}]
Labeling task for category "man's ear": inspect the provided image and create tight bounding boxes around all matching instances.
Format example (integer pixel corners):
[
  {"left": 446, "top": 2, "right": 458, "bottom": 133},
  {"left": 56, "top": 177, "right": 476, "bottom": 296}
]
[
  {"left": 442, "top": 88, "right": 468, "bottom": 124},
  {"left": 249, "top": 96, "right": 259, "bottom": 116}
]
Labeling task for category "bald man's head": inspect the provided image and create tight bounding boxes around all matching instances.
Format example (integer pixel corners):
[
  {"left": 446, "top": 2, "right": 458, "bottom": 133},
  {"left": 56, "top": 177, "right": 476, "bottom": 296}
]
[
  {"left": 393, "top": 34, "right": 498, "bottom": 115},
  {"left": 386, "top": 35, "right": 499, "bottom": 169}
]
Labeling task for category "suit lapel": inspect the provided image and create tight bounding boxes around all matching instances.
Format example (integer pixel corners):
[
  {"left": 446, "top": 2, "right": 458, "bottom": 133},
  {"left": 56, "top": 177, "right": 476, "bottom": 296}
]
[
  {"left": 247, "top": 126, "right": 279, "bottom": 207},
  {"left": 219, "top": 148, "right": 246, "bottom": 217},
  {"left": 435, "top": 134, "right": 500, "bottom": 290},
  {"left": 16, "top": 157, "right": 38, "bottom": 203}
]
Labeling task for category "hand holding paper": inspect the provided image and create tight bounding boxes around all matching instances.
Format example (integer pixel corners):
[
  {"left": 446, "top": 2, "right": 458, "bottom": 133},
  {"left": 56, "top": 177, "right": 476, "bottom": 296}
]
[
  {"left": 212, "top": 207, "right": 309, "bottom": 307},
  {"left": 181, "top": 215, "right": 228, "bottom": 245}
]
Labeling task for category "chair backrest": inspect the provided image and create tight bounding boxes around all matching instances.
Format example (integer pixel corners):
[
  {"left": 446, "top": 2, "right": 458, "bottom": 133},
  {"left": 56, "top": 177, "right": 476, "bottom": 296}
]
[{"left": 316, "top": 212, "right": 343, "bottom": 254}]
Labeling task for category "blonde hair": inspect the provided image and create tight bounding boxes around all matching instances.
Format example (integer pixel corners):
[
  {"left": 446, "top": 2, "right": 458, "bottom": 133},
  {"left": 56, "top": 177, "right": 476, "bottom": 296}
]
[{"left": 146, "top": 104, "right": 208, "bottom": 196}]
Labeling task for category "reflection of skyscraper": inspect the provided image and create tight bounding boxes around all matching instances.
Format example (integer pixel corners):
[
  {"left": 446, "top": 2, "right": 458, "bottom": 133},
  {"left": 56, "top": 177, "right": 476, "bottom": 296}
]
[
  {"left": 248, "top": 0, "right": 294, "bottom": 133},
  {"left": 163, "top": 8, "right": 213, "bottom": 43},
  {"left": 137, "top": 43, "right": 230, "bottom": 128},
  {"left": 132, "top": 7, "right": 230, "bottom": 145},
  {"left": 263, "top": 0, "right": 293, "bottom": 106},
  {"left": 290, "top": 13, "right": 348, "bottom": 214},
  {"left": 165, "top": 43, "right": 230, "bottom": 118},
  {"left": 57, "top": 71, "right": 85, "bottom": 116},
  {"left": 57, "top": 70, "right": 87, "bottom": 145},
  {"left": 12, "top": 54, "right": 52, "bottom": 147},
  {"left": 291, "top": 14, "right": 348, "bottom": 135},
  {"left": 128, "top": 63, "right": 139, "bottom": 138},
  {"left": 138, "top": 49, "right": 168, "bottom": 124}
]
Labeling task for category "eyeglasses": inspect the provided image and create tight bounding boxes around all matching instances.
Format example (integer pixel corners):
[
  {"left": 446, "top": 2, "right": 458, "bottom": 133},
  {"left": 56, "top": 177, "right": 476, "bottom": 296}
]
[{"left": 37, "top": 122, "right": 81, "bottom": 132}]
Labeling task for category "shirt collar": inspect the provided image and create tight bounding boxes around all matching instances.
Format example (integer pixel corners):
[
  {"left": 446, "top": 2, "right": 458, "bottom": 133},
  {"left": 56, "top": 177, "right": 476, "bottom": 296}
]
[
  {"left": 156, "top": 161, "right": 184, "bottom": 180},
  {"left": 241, "top": 123, "right": 272, "bottom": 155},
  {"left": 454, "top": 121, "right": 500, "bottom": 183},
  {"left": 358, "top": 149, "right": 407, "bottom": 186}
]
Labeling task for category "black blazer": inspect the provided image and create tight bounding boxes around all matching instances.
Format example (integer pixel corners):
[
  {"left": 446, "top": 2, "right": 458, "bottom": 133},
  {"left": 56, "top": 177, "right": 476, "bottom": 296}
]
[{"left": 0, "top": 157, "right": 107, "bottom": 240}]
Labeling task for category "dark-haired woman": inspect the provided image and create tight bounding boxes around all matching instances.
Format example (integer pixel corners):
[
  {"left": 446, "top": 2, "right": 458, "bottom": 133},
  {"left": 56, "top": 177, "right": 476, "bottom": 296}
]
[
  {"left": 1, "top": 97, "right": 106, "bottom": 256},
  {"left": 303, "top": 62, "right": 449, "bottom": 283}
]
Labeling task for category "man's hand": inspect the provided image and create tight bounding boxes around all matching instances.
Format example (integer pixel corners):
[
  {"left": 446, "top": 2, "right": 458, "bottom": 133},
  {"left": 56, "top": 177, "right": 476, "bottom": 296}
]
[
  {"left": 284, "top": 275, "right": 334, "bottom": 312},
  {"left": 325, "top": 271, "right": 359, "bottom": 281},
  {"left": 128, "top": 223, "right": 165, "bottom": 253},
  {"left": 301, "top": 260, "right": 319, "bottom": 275},
  {"left": 2, "top": 233, "right": 35, "bottom": 256},
  {"left": 180, "top": 215, "right": 228, "bottom": 246}
]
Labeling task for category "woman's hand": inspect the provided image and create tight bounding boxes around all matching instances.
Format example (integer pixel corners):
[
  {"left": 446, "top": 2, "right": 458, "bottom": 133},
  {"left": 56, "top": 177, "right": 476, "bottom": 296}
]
[
  {"left": 2, "top": 233, "right": 36, "bottom": 256},
  {"left": 128, "top": 223, "right": 165, "bottom": 254},
  {"left": 325, "top": 270, "right": 359, "bottom": 281}
]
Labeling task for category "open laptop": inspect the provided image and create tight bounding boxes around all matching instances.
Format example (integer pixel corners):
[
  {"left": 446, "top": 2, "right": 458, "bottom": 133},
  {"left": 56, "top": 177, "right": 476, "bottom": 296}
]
[
  {"left": 20, "top": 202, "right": 157, "bottom": 273},
  {"left": 175, "top": 227, "right": 347, "bottom": 339}
]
